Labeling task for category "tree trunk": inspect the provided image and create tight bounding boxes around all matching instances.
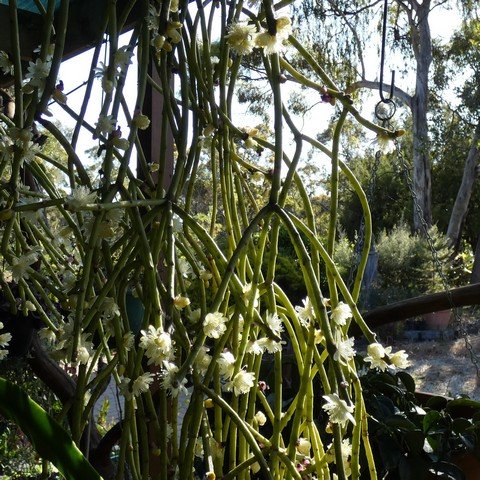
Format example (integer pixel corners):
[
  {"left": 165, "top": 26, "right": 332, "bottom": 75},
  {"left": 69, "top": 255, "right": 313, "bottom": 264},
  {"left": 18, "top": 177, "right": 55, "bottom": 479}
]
[
  {"left": 446, "top": 123, "right": 480, "bottom": 249},
  {"left": 409, "top": 0, "right": 433, "bottom": 233},
  {"left": 471, "top": 233, "right": 480, "bottom": 283}
]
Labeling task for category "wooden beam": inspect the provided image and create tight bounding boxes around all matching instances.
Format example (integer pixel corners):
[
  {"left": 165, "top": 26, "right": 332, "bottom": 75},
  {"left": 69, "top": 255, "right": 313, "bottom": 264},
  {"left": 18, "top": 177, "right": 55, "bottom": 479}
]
[{"left": 350, "top": 283, "right": 480, "bottom": 335}]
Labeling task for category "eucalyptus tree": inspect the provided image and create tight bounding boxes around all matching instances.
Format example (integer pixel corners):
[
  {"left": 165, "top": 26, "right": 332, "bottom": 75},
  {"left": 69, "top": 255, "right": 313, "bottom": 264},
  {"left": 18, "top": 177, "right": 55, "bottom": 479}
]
[{"left": 291, "top": 0, "right": 479, "bottom": 236}]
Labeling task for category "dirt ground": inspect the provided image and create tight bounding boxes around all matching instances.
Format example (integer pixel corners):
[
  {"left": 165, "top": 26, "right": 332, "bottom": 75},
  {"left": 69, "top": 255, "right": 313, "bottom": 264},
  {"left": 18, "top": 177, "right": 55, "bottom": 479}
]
[{"left": 392, "top": 333, "right": 480, "bottom": 400}]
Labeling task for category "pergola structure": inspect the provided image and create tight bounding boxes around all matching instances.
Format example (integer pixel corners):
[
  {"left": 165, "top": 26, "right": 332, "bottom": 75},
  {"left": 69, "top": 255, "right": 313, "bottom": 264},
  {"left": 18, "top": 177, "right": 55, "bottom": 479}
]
[
  {"left": 0, "top": 0, "right": 171, "bottom": 187},
  {"left": 0, "top": 0, "right": 136, "bottom": 82}
]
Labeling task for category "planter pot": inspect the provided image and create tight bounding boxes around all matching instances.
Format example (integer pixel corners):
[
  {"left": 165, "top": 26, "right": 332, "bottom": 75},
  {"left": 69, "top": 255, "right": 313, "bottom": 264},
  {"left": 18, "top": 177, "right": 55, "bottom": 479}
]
[{"left": 424, "top": 310, "right": 451, "bottom": 330}]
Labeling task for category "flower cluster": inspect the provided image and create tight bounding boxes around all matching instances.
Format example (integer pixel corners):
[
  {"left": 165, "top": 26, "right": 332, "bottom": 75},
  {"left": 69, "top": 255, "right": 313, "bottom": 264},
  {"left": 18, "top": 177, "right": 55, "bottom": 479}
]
[
  {"left": 364, "top": 342, "right": 409, "bottom": 371},
  {"left": 203, "top": 311, "right": 228, "bottom": 338},
  {"left": 322, "top": 393, "right": 356, "bottom": 428},
  {"left": 139, "top": 325, "right": 174, "bottom": 366},
  {"left": 226, "top": 16, "right": 292, "bottom": 56},
  {"left": 0, "top": 323, "right": 11, "bottom": 360}
]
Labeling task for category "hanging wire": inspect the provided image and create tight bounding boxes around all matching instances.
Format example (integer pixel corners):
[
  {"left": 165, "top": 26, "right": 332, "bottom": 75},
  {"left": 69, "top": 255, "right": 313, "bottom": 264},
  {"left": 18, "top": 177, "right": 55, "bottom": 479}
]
[{"left": 379, "top": 0, "right": 395, "bottom": 103}]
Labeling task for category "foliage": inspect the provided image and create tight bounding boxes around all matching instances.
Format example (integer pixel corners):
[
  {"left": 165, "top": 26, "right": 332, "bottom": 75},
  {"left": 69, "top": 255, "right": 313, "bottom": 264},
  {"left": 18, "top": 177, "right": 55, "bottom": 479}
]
[
  {"left": 336, "top": 224, "right": 454, "bottom": 309},
  {"left": 361, "top": 365, "right": 480, "bottom": 479},
  {"left": 0, "top": 1, "right": 477, "bottom": 480},
  {"left": 0, "top": 378, "right": 100, "bottom": 480}
]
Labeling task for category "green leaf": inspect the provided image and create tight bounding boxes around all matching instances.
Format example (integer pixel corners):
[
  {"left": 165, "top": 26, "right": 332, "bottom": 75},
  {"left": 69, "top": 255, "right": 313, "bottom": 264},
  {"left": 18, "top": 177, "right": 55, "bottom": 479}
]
[
  {"left": 423, "top": 410, "right": 442, "bottom": 434},
  {"left": 0, "top": 377, "right": 102, "bottom": 480},
  {"left": 396, "top": 371, "right": 416, "bottom": 393},
  {"left": 452, "top": 417, "right": 472, "bottom": 434},
  {"left": 447, "top": 398, "right": 480, "bottom": 411},
  {"left": 404, "top": 430, "right": 425, "bottom": 454},
  {"left": 385, "top": 414, "right": 417, "bottom": 431}
]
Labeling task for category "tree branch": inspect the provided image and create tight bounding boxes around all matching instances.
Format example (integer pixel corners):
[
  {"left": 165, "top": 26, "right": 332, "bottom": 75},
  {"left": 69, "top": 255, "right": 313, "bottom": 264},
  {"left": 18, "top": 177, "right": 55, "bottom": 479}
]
[{"left": 346, "top": 79, "right": 413, "bottom": 108}]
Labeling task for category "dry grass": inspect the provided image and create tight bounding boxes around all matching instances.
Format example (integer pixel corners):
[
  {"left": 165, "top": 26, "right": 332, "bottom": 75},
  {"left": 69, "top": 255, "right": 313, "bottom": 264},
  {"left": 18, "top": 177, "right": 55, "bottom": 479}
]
[{"left": 394, "top": 334, "right": 480, "bottom": 400}]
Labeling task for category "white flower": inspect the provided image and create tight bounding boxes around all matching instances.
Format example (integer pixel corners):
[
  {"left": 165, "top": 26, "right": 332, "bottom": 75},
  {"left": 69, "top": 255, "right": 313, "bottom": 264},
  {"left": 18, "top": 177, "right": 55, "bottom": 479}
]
[
  {"left": 9, "top": 248, "right": 40, "bottom": 282},
  {"left": 132, "top": 372, "right": 154, "bottom": 397},
  {"left": 203, "top": 312, "right": 228, "bottom": 339},
  {"left": 77, "top": 334, "right": 93, "bottom": 365},
  {"left": 295, "top": 297, "right": 315, "bottom": 326},
  {"left": 296, "top": 437, "right": 311, "bottom": 456},
  {"left": 275, "top": 16, "right": 292, "bottom": 39},
  {"left": 254, "top": 411, "right": 267, "bottom": 426},
  {"left": 161, "top": 361, "right": 188, "bottom": 397},
  {"left": 334, "top": 337, "right": 356, "bottom": 365},
  {"left": 225, "top": 22, "right": 257, "bottom": 55},
  {"left": 38, "top": 327, "right": 56, "bottom": 344},
  {"left": 25, "top": 58, "right": 51, "bottom": 88},
  {"left": 255, "top": 17, "right": 291, "bottom": 55},
  {"left": 322, "top": 393, "right": 356, "bottom": 427},
  {"left": 375, "top": 133, "right": 395, "bottom": 155},
  {"left": 0, "top": 51, "right": 13, "bottom": 75},
  {"left": 331, "top": 302, "right": 352, "bottom": 326},
  {"left": 242, "top": 283, "right": 259, "bottom": 308},
  {"left": 0, "top": 323, "right": 11, "bottom": 352},
  {"left": 195, "top": 345, "right": 212, "bottom": 375},
  {"left": 146, "top": 4, "right": 159, "bottom": 30},
  {"left": 247, "top": 340, "right": 264, "bottom": 355},
  {"left": 95, "top": 115, "right": 116, "bottom": 136},
  {"left": 389, "top": 350, "right": 409, "bottom": 370},
  {"left": 19, "top": 141, "right": 40, "bottom": 166},
  {"left": 225, "top": 370, "right": 255, "bottom": 396},
  {"left": 314, "top": 329, "right": 324, "bottom": 344},
  {"left": 364, "top": 342, "right": 391, "bottom": 371},
  {"left": 266, "top": 312, "right": 283, "bottom": 336},
  {"left": 173, "top": 295, "right": 190, "bottom": 310},
  {"left": 139, "top": 325, "right": 173, "bottom": 366},
  {"left": 217, "top": 351, "right": 235, "bottom": 379},
  {"left": 100, "top": 297, "right": 120, "bottom": 319},
  {"left": 132, "top": 113, "right": 150, "bottom": 130},
  {"left": 114, "top": 46, "right": 133, "bottom": 71},
  {"left": 257, "top": 337, "right": 283, "bottom": 354},
  {"left": 66, "top": 186, "right": 97, "bottom": 209}
]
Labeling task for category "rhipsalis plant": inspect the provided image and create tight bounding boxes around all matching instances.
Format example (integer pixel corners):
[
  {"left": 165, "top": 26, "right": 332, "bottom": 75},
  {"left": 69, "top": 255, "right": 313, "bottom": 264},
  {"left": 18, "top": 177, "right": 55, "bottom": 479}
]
[{"left": 0, "top": 0, "right": 408, "bottom": 479}]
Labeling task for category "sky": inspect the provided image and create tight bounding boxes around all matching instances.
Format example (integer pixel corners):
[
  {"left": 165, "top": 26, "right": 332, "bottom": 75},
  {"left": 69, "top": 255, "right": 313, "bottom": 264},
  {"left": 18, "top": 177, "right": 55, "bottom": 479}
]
[{"left": 48, "top": 3, "right": 463, "bottom": 174}]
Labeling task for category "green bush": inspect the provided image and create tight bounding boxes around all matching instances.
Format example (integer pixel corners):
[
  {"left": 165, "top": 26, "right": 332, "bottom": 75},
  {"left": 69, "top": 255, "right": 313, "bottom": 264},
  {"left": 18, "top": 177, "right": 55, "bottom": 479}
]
[{"left": 336, "top": 223, "right": 454, "bottom": 309}]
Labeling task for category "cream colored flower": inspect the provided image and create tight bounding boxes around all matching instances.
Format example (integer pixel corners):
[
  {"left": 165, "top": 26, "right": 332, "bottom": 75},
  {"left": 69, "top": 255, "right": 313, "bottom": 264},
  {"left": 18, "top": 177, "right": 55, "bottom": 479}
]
[
  {"left": 295, "top": 297, "right": 315, "bottom": 326},
  {"left": 161, "top": 361, "right": 188, "bottom": 397},
  {"left": 225, "top": 22, "right": 257, "bottom": 55},
  {"left": 254, "top": 411, "right": 267, "bottom": 426},
  {"left": 217, "top": 350, "right": 235, "bottom": 379},
  {"left": 331, "top": 302, "right": 352, "bottom": 326},
  {"left": 322, "top": 394, "right": 355, "bottom": 427},
  {"left": 9, "top": 248, "right": 41, "bottom": 282},
  {"left": 203, "top": 312, "right": 228, "bottom": 338},
  {"left": 375, "top": 133, "right": 395, "bottom": 155},
  {"left": 195, "top": 345, "right": 212, "bottom": 375},
  {"left": 364, "top": 342, "right": 391, "bottom": 371},
  {"left": 242, "top": 282, "right": 259, "bottom": 308},
  {"left": 173, "top": 295, "right": 190, "bottom": 310},
  {"left": 266, "top": 312, "right": 283, "bottom": 336},
  {"left": 389, "top": 350, "right": 409, "bottom": 369},
  {"left": 0, "top": 51, "right": 13, "bottom": 75},
  {"left": 77, "top": 334, "right": 94, "bottom": 365},
  {"left": 139, "top": 325, "right": 173, "bottom": 365},
  {"left": 225, "top": 370, "right": 255, "bottom": 395},
  {"left": 66, "top": 186, "right": 97, "bottom": 209},
  {"left": 255, "top": 16, "right": 291, "bottom": 55},
  {"left": 132, "top": 372, "right": 154, "bottom": 397},
  {"left": 334, "top": 336, "right": 356, "bottom": 365},
  {"left": 25, "top": 58, "right": 51, "bottom": 88},
  {"left": 114, "top": 46, "right": 133, "bottom": 71},
  {"left": 296, "top": 437, "right": 311, "bottom": 456},
  {"left": 132, "top": 113, "right": 150, "bottom": 130}
]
